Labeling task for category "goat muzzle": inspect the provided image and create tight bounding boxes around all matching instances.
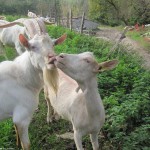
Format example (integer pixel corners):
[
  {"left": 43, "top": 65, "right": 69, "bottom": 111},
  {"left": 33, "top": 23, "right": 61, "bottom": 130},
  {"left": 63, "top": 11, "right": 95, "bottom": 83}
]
[{"left": 47, "top": 54, "right": 57, "bottom": 64}]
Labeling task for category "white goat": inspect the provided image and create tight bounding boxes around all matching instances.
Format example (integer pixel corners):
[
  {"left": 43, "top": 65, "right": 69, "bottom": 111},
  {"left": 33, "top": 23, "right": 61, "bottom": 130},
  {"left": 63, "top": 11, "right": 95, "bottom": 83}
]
[
  {"left": 0, "top": 19, "right": 26, "bottom": 55},
  {"left": 45, "top": 52, "right": 118, "bottom": 150},
  {"left": 0, "top": 27, "right": 66, "bottom": 150},
  {"left": 0, "top": 18, "right": 60, "bottom": 124},
  {"left": 0, "top": 18, "right": 54, "bottom": 55},
  {"left": 27, "top": 11, "right": 54, "bottom": 25}
]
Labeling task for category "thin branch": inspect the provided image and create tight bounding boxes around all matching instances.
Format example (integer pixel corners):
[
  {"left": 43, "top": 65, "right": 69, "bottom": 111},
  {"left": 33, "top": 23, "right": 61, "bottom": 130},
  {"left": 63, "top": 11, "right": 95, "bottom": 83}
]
[{"left": 106, "top": 27, "right": 129, "bottom": 59}]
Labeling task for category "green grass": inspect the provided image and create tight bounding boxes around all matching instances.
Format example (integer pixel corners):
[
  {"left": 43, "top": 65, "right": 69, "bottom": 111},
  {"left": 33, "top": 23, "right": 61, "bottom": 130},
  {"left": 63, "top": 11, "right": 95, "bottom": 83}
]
[
  {"left": 5, "top": 15, "right": 26, "bottom": 22},
  {"left": 0, "top": 25, "right": 150, "bottom": 150}
]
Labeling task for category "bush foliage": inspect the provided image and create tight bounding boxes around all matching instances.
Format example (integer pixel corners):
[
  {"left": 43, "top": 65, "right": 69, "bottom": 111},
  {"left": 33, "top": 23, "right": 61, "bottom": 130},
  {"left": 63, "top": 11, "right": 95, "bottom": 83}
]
[{"left": 0, "top": 25, "right": 149, "bottom": 149}]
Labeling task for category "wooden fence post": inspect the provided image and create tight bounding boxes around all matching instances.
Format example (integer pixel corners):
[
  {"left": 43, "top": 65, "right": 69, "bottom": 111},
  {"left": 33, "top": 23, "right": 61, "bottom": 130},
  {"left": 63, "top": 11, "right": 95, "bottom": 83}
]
[
  {"left": 80, "top": 12, "right": 85, "bottom": 34},
  {"left": 70, "top": 9, "right": 72, "bottom": 31},
  {"left": 67, "top": 12, "right": 69, "bottom": 28}
]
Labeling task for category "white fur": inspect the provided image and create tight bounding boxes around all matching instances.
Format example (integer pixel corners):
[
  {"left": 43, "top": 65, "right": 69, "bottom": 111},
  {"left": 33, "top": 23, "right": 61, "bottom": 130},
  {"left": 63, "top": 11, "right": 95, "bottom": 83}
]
[
  {"left": 0, "top": 51, "right": 43, "bottom": 149},
  {"left": 0, "top": 33, "right": 65, "bottom": 149},
  {"left": 47, "top": 52, "right": 118, "bottom": 150},
  {"left": 0, "top": 20, "right": 26, "bottom": 55}
]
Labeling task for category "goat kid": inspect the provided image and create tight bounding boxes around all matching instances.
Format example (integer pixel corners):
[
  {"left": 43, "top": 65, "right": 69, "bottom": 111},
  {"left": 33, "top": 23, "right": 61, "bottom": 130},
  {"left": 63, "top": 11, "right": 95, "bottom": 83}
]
[
  {"left": 45, "top": 52, "right": 118, "bottom": 150},
  {"left": 0, "top": 33, "right": 66, "bottom": 150}
]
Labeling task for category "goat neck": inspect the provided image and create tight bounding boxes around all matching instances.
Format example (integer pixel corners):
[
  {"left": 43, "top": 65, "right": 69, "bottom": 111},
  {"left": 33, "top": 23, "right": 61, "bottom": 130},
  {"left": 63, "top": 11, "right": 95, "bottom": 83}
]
[
  {"left": 15, "top": 51, "right": 43, "bottom": 93},
  {"left": 78, "top": 76, "right": 104, "bottom": 118}
]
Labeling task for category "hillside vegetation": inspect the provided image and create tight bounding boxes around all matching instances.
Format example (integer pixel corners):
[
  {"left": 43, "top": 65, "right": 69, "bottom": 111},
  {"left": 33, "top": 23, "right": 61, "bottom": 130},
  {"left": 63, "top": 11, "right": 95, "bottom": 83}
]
[
  {"left": 0, "top": 25, "right": 150, "bottom": 149},
  {"left": 0, "top": 0, "right": 149, "bottom": 26}
]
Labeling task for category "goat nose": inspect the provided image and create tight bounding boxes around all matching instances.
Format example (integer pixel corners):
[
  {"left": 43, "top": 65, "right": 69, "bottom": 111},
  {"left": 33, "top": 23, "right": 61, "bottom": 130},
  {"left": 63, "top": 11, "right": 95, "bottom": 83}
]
[
  {"left": 59, "top": 53, "right": 65, "bottom": 58},
  {"left": 48, "top": 54, "right": 55, "bottom": 58}
]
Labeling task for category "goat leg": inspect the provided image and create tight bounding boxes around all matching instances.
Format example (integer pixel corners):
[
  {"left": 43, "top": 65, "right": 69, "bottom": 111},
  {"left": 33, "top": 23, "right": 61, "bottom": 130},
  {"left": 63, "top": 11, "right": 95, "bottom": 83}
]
[{"left": 14, "top": 124, "right": 21, "bottom": 148}]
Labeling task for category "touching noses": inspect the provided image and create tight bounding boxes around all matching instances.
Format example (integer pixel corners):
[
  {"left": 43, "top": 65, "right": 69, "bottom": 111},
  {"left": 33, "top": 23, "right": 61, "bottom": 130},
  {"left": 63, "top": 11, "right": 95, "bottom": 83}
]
[{"left": 48, "top": 54, "right": 56, "bottom": 64}]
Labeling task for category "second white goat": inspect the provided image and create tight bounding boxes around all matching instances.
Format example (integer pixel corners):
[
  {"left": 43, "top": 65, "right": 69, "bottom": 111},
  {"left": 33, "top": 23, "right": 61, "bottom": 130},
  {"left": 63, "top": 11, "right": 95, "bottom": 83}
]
[{"left": 45, "top": 52, "right": 118, "bottom": 150}]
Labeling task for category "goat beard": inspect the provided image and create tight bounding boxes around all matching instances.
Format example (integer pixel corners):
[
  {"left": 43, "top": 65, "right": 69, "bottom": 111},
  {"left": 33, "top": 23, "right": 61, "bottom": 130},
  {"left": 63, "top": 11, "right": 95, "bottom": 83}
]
[{"left": 43, "top": 67, "right": 59, "bottom": 95}]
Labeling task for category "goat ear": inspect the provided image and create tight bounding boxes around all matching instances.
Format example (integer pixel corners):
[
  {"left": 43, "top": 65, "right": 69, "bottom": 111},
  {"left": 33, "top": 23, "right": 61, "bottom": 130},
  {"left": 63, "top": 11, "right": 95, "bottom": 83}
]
[
  {"left": 94, "top": 60, "right": 118, "bottom": 73},
  {"left": 54, "top": 34, "right": 67, "bottom": 45},
  {"left": 19, "top": 34, "right": 30, "bottom": 48}
]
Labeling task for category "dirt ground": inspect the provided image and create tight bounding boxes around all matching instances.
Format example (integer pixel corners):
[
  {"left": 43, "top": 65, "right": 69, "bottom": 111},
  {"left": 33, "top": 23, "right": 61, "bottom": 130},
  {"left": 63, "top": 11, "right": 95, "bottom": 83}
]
[{"left": 95, "top": 28, "right": 150, "bottom": 69}]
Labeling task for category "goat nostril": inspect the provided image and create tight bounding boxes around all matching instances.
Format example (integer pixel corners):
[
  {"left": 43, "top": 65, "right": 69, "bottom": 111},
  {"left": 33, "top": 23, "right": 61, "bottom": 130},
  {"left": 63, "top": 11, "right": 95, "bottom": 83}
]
[
  {"left": 59, "top": 54, "right": 64, "bottom": 58},
  {"left": 48, "top": 54, "right": 55, "bottom": 58}
]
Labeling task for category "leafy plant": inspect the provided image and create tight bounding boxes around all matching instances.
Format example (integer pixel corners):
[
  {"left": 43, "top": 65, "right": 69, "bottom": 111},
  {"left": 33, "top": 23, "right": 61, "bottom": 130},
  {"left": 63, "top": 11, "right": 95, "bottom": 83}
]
[{"left": 0, "top": 24, "right": 149, "bottom": 150}]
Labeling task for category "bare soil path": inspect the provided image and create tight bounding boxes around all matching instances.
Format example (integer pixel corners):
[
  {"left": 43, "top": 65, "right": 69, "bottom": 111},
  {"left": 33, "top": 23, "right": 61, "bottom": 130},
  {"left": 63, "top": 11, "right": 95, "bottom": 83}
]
[{"left": 95, "top": 28, "right": 150, "bottom": 69}]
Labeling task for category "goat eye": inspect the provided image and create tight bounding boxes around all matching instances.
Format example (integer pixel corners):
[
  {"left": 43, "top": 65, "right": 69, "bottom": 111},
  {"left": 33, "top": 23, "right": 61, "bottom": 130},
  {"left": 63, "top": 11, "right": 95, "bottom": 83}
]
[
  {"left": 84, "top": 59, "right": 90, "bottom": 63},
  {"left": 31, "top": 45, "right": 36, "bottom": 49}
]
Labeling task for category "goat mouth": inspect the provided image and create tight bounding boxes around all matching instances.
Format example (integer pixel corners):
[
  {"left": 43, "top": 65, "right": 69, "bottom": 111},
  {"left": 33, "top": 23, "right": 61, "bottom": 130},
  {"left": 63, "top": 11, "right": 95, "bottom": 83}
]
[
  {"left": 55, "top": 60, "right": 65, "bottom": 66},
  {"left": 58, "top": 61, "right": 65, "bottom": 65},
  {"left": 48, "top": 57, "right": 56, "bottom": 64}
]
